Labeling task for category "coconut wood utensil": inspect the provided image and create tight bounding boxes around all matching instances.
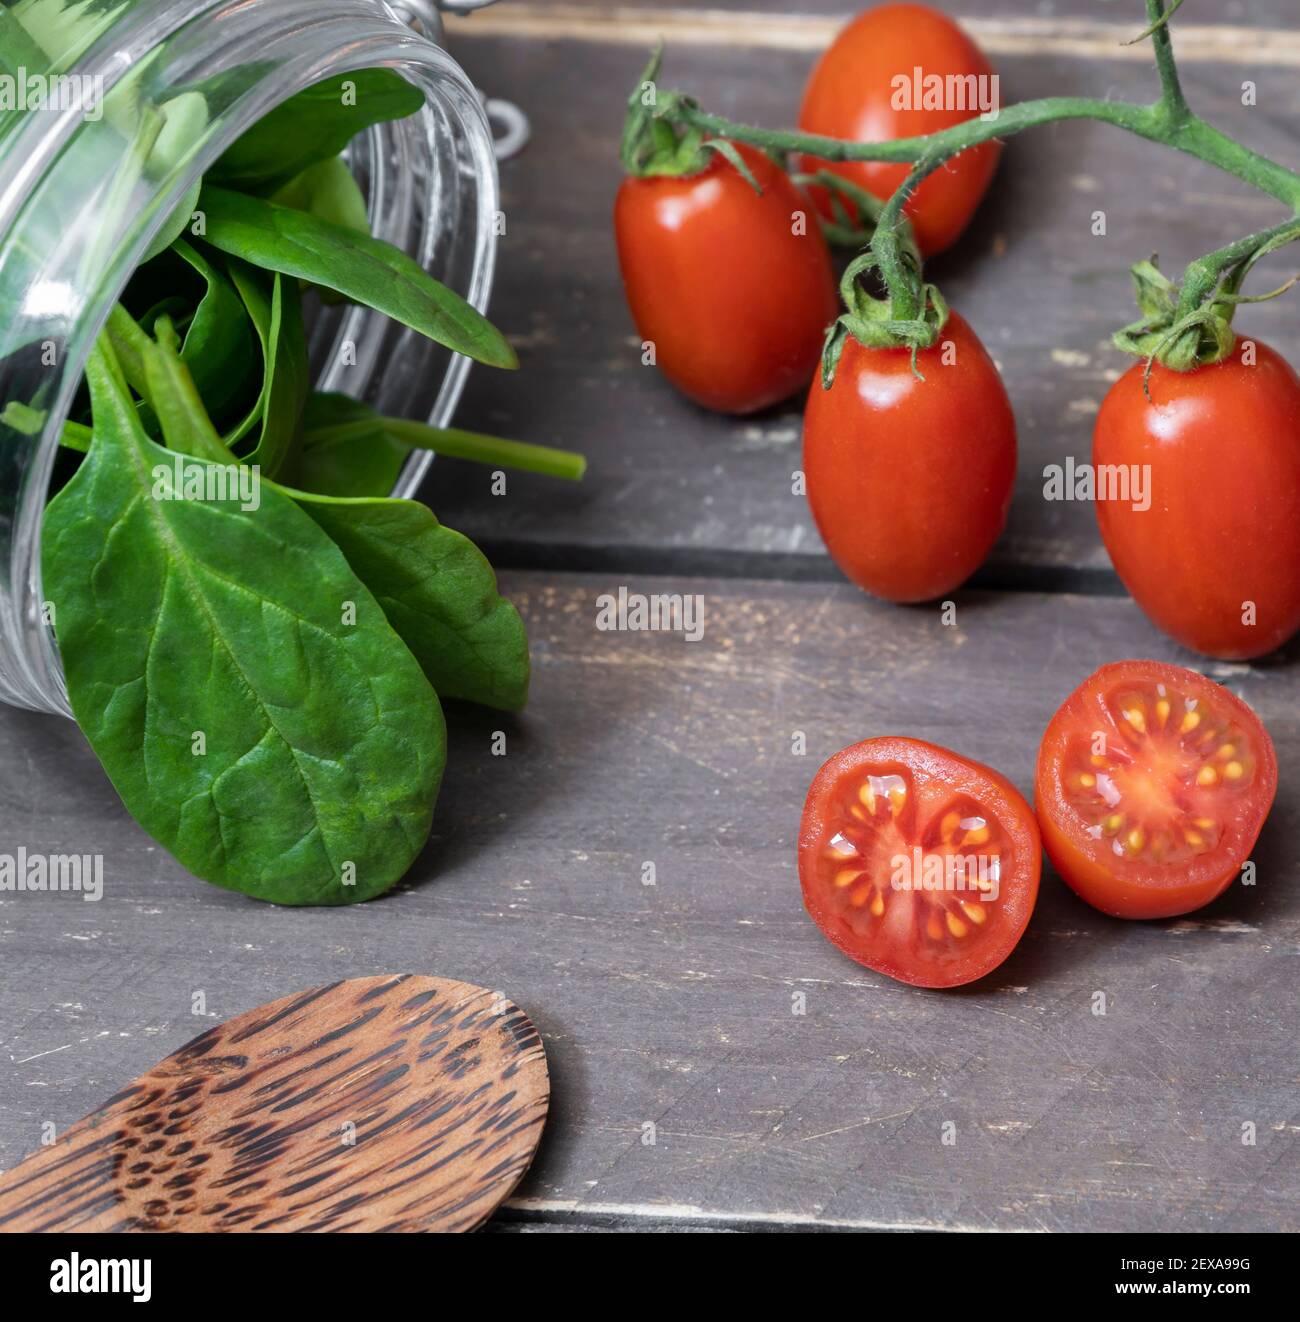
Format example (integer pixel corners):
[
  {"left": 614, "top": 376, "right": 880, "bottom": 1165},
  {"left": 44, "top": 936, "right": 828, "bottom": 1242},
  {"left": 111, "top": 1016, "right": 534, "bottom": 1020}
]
[{"left": 0, "top": 974, "right": 548, "bottom": 1233}]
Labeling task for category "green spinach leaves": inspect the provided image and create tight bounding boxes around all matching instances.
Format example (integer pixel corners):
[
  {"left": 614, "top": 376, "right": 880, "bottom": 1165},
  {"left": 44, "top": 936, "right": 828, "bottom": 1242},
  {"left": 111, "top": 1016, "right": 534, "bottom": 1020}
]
[
  {"left": 44, "top": 341, "right": 445, "bottom": 905},
  {"left": 11, "top": 42, "right": 585, "bottom": 905},
  {"left": 199, "top": 186, "right": 518, "bottom": 370},
  {"left": 208, "top": 71, "right": 426, "bottom": 195}
]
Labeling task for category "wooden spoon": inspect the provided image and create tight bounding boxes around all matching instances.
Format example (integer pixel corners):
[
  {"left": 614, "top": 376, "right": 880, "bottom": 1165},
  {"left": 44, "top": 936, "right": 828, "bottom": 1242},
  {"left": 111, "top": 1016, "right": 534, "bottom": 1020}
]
[{"left": 0, "top": 974, "right": 548, "bottom": 1233}]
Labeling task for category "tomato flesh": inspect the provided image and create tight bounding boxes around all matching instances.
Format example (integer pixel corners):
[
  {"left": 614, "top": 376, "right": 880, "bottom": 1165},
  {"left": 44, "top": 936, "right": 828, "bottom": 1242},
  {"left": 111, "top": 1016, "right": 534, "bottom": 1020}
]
[
  {"left": 799, "top": 737, "right": 1041, "bottom": 988},
  {"left": 1035, "top": 661, "right": 1277, "bottom": 919}
]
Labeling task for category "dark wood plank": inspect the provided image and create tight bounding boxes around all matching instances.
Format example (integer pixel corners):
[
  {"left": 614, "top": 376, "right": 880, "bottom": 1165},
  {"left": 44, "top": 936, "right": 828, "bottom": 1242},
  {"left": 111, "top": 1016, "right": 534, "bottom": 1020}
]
[
  {"left": 487, "top": 1, "right": 1300, "bottom": 26},
  {"left": 437, "top": 26, "right": 1300, "bottom": 584},
  {"left": 451, "top": 2, "right": 1300, "bottom": 40},
  {"left": 2, "top": 573, "right": 1295, "bottom": 1231}
]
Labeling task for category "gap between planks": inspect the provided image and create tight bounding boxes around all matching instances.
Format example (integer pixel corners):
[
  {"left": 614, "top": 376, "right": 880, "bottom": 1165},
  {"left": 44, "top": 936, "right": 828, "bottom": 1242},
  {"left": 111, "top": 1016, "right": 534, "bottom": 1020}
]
[
  {"left": 503, "top": 1196, "right": 1042, "bottom": 1232},
  {"left": 447, "top": 5, "right": 1300, "bottom": 67}
]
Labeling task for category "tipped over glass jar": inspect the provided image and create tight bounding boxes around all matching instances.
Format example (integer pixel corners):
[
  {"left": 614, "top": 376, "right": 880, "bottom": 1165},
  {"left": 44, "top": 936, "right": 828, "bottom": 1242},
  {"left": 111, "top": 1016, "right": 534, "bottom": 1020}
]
[{"left": 0, "top": 0, "right": 503, "bottom": 715}]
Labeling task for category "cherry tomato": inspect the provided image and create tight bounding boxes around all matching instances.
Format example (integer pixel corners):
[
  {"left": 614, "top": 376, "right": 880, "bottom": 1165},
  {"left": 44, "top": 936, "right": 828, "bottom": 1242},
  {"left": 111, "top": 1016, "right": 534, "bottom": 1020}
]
[
  {"left": 614, "top": 143, "right": 839, "bottom": 414},
  {"left": 797, "top": 4, "right": 1001, "bottom": 257},
  {"left": 802, "top": 312, "right": 1016, "bottom": 602},
  {"left": 799, "top": 737, "right": 1041, "bottom": 988},
  {"left": 1093, "top": 344, "right": 1300, "bottom": 660},
  {"left": 1035, "top": 661, "right": 1277, "bottom": 920}
]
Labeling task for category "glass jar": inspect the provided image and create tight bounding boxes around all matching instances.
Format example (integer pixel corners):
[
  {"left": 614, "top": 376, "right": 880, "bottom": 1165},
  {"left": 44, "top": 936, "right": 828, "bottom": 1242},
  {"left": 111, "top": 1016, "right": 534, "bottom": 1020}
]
[{"left": 0, "top": 0, "right": 501, "bottom": 715}]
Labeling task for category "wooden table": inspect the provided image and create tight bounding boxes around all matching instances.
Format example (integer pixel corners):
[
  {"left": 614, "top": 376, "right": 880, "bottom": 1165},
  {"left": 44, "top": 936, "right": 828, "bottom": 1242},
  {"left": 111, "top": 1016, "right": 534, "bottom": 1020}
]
[{"left": 1, "top": 1, "right": 1296, "bottom": 1233}]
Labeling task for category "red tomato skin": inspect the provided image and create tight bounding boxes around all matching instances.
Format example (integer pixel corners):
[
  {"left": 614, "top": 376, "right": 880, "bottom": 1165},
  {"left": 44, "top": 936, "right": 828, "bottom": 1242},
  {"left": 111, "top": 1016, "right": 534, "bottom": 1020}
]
[
  {"left": 614, "top": 144, "right": 839, "bottom": 415},
  {"left": 799, "top": 737, "right": 1041, "bottom": 988},
  {"left": 1035, "top": 661, "right": 1278, "bottom": 920},
  {"left": 802, "top": 312, "right": 1016, "bottom": 602},
  {"left": 797, "top": 4, "right": 1001, "bottom": 257},
  {"left": 1093, "top": 346, "right": 1300, "bottom": 661}
]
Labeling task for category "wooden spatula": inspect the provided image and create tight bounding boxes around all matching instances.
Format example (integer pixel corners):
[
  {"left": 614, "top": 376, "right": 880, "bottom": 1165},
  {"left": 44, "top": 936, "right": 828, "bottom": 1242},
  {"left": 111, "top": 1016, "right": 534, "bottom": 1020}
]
[{"left": 0, "top": 974, "right": 548, "bottom": 1233}]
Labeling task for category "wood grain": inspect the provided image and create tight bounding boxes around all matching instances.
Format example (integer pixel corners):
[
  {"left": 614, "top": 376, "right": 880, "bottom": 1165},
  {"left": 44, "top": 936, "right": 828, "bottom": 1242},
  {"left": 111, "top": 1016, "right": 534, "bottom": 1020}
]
[
  {"left": 0, "top": 574, "right": 1294, "bottom": 1232},
  {"left": 0, "top": 4, "right": 1295, "bottom": 1237},
  {"left": 448, "top": 3, "right": 1300, "bottom": 61},
  {"left": 0, "top": 975, "right": 548, "bottom": 1232}
]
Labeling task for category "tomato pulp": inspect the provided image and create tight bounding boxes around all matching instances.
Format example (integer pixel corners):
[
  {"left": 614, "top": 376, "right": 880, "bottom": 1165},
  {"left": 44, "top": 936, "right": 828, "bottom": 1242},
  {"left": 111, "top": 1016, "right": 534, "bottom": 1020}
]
[
  {"left": 1093, "top": 345, "right": 1300, "bottom": 660},
  {"left": 799, "top": 737, "right": 1041, "bottom": 988},
  {"left": 797, "top": 3, "right": 1001, "bottom": 257},
  {"left": 802, "top": 312, "right": 1016, "bottom": 602},
  {"left": 614, "top": 143, "right": 839, "bottom": 414},
  {"left": 1035, "top": 661, "right": 1277, "bottom": 919}
]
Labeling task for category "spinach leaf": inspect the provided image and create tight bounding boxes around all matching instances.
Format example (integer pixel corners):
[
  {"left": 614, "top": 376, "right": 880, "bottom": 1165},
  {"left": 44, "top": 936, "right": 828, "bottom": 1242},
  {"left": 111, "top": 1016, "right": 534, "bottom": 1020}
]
[
  {"left": 136, "top": 294, "right": 194, "bottom": 337},
  {"left": 143, "top": 335, "right": 527, "bottom": 710},
  {"left": 271, "top": 155, "right": 370, "bottom": 307},
  {"left": 164, "top": 240, "right": 259, "bottom": 430},
  {"left": 141, "top": 177, "right": 202, "bottom": 263},
  {"left": 224, "top": 259, "right": 309, "bottom": 473},
  {"left": 207, "top": 70, "right": 425, "bottom": 195},
  {"left": 295, "top": 392, "right": 410, "bottom": 497},
  {"left": 292, "top": 494, "right": 531, "bottom": 712},
  {"left": 139, "top": 92, "right": 209, "bottom": 263},
  {"left": 198, "top": 186, "right": 518, "bottom": 370},
  {"left": 0, "top": 6, "right": 49, "bottom": 71},
  {"left": 10, "top": 0, "right": 127, "bottom": 71},
  {"left": 41, "top": 338, "right": 445, "bottom": 905},
  {"left": 272, "top": 155, "right": 369, "bottom": 234}
]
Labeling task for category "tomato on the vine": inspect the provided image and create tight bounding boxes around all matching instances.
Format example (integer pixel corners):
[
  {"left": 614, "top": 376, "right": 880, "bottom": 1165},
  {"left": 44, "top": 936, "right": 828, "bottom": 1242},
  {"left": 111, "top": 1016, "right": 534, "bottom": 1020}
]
[
  {"left": 799, "top": 737, "right": 1041, "bottom": 988},
  {"left": 614, "top": 143, "right": 838, "bottom": 414},
  {"left": 797, "top": 4, "right": 1001, "bottom": 257},
  {"left": 1035, "top": 661, "right": 1277, "bottom": 920},
  {"left": 1093, "top": 344, "right": 1300, "bottom": 660},
  {"left": 802, "top": 311, "right": 1016, "bottom": 602}
]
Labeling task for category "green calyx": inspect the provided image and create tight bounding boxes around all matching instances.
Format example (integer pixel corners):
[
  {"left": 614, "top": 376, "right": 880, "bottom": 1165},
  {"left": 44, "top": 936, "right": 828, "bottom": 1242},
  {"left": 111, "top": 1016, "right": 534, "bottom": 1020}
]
[
  {"left": 820, "top": 240, "right": 950, "bottom": 388},
  {"left": 619, "top": 46, "right": 764, "bottom": 189},
  {"left": 620, "top": 46, "right": 699, "bottom": 178},
  {"left": 1114, "top": 226, "right": 1299, "bottom": 389},
  {"left": 1112, "top": 257, "right": 1236, "bottom": 375}
]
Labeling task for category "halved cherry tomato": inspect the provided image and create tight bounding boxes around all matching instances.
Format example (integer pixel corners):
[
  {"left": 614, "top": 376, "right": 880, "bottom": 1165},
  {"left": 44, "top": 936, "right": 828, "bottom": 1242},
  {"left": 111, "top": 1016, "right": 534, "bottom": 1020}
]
[
  {"left": 1094, "top": 344, "right": 1300, "bottom": 660},
  {"left": 802, "top": 311, "right": 1016, "bottom": 602},
  {"left": 614, "top": 143, "right": 839, "bottom": 414},
  {"left": 797, "top": 4, "right": 1001, "bottom": 257},
  {"left": 799, "top": 737, "right": 1041, "bottom": 988},
  {"left": 1035, "top": 661, "right": 1277, "bottom": 920}
]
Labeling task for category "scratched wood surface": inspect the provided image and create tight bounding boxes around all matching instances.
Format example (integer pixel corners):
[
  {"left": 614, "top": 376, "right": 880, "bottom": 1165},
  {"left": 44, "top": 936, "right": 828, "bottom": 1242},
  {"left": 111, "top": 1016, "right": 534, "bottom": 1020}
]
[
  {"left": 1, "top": 3, "right": 1298, "bottom": 1235},
  {"left": 0, "top": 576, "right": 1296, "bottom": 1232},
  {"left": 440, "top": 4, "right": 1300, "bottom": 586}
]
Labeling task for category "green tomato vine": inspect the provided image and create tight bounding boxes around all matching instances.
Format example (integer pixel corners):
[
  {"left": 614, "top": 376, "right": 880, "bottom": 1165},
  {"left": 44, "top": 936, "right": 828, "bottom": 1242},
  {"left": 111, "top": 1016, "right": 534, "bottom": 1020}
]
[{"left": 624, "top": 0, "right": 1300, "bottom": 380}]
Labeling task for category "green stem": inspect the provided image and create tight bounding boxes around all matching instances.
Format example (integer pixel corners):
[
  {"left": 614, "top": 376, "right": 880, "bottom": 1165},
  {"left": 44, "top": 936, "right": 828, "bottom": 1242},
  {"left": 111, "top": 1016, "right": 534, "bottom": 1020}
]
[
  {"left": 673, "top": 97, "right": 1300, "bottom": 211},
  {"left": 1144, "top": 0, "right": 1188, "bottom": 119},
  {"left": 1177, "top": 217, "right": 1300, "bottom": 318},
  {"left": 869, "top": 153, "right": 945, "bottom": 324},
  {"left": 324, "top": 418, "right": 588, "bottom": 481},
  {"left": 104, "top": 304, "right": 154, "bottom": 397}
]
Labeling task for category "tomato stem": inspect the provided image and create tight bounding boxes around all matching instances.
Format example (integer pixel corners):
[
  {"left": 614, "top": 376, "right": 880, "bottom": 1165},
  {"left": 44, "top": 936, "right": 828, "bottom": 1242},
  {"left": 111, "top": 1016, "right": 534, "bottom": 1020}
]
[
  {"left": 652, "top": 0, "right": 1300, "bottom": 370},
  {"left": 1139, "top": 0, "right": 1189, "bottom": 122},
  {"left": 673, "top": 98, "right": 1300, "bottom": 214}
]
